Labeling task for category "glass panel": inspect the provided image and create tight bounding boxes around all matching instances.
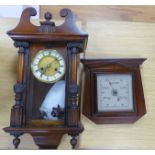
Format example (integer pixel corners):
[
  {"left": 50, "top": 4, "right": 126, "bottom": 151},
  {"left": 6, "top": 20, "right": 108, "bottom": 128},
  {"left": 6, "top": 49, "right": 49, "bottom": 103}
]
[
  {"left": 28, "top": 48, "right": 66, "bottom": 126},
  {"left": 39, "top": 80, "right": 65, "bottom": 120},
  {"left": 97, "top": 74, "right": 133, "bottom": 112}
]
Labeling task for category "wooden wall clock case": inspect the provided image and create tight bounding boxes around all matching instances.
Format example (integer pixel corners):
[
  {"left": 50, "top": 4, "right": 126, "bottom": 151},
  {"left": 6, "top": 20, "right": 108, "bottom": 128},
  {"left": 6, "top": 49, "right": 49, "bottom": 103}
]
[
  {"left": 3, "top": 7, "right": 88, "bottom": 149},
  {"left": 81, "top": 59, "right": 146, "bottom": 124}
]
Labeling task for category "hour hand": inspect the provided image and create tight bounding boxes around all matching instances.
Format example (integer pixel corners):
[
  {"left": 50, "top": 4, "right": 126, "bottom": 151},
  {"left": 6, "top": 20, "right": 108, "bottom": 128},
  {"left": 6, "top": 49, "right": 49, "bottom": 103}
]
[
  {"left": 40, "top": 62, "right": 52, "bottom": 74},
  {"left": 46, "top": 62, "right": 52, "bottom": 68},
  {"left": 35, "top": 67, "right": 45, "bottom": 74},
  {"left": 40, "top": 67, "right": 46, "bottom": 76}
]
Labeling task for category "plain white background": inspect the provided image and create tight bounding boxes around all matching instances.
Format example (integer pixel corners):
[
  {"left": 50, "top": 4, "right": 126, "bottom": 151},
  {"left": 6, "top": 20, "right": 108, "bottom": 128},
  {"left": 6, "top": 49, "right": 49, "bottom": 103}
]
[{"left": 0, "top": 5, "right": 39, "bottom": 18}]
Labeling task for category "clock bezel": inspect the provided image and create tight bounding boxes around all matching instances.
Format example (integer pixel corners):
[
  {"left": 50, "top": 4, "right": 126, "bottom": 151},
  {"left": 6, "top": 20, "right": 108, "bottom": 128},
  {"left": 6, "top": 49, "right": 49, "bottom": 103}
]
[
  {"left": 93, "top": 71, "right": 137, "bottom": 116},
  {"left": 31, "top": 49, "right": 66, "bottom": 84}
]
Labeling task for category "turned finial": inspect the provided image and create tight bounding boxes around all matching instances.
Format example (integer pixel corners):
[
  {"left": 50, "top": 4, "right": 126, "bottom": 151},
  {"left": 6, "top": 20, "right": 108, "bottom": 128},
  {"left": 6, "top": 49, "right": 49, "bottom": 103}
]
[{"left": 44, "top": 12, "right": 52, "bottom": 21}]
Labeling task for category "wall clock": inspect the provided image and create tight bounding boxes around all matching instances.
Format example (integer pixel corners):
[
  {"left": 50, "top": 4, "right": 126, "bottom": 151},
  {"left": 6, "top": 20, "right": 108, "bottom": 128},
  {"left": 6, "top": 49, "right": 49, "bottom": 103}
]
[
  {"left": 3, "top": 7, "right": 88, "bottom": 149},
  {"left": 81, "top": 58, "right": 146, "bottom": 124}
]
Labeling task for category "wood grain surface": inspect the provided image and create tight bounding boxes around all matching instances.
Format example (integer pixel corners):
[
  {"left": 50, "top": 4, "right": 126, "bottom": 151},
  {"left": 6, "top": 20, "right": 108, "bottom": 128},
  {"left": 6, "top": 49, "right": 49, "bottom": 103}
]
[
  {"left": 41, "top": 5, "right": 155, "bottom": 23},
  {"left": 1, "top": 5, "right": 155, "bottom": 149}
]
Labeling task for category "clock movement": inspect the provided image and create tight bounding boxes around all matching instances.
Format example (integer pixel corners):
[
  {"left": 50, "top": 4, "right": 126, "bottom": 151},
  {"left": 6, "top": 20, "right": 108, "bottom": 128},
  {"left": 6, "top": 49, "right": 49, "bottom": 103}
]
[
  {"left": 3, "top": 7, "right": 88, "bottom": 149},
  {"left": 81, "top": 58, "right": 146, "bottom": 124}
]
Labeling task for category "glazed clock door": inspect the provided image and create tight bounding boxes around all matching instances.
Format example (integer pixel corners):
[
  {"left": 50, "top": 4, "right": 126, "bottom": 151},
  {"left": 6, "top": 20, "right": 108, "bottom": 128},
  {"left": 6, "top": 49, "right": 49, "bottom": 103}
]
[{"left": 27, "top": 45, "right": 67, "bottom": 126}]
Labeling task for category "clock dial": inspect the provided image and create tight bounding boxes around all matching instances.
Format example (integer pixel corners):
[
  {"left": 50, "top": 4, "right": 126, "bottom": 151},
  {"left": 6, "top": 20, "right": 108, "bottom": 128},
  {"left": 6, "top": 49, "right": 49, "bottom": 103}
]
[
  {"left": 31, "top": 49, "right": 65, "bottom": 83},
  {"left": 97, "top": 74, "right": 134, "bottom": 112}
]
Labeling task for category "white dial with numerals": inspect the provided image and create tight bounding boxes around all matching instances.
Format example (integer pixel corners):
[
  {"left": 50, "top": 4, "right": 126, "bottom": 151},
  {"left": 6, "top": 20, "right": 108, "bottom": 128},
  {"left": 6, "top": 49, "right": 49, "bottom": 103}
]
[
  {"left": 97, "top": 74, "right": 133, "bottom": 112},
  {"left": 31, "top": 49, "right": 65, "bottom": 83}
]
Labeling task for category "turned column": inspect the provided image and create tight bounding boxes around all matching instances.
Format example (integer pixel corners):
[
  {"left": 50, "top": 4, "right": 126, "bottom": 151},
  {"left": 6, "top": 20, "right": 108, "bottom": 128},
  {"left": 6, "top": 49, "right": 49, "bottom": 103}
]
[
  {"left": 10, "top": 41, "right": 29, "bottom": 149},
  {"left": 66, "top": 43, "right": 82, "bottom": 127},
  {"left": 65, "top": 43, "right": 83, "bottom": 149}
]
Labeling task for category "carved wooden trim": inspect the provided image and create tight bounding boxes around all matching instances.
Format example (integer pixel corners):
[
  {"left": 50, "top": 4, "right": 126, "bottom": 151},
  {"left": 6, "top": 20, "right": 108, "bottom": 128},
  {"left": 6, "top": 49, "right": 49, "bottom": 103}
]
[
  {"left": 10, "top": 41, "right": 30, "bottom": 127},
  {"left": 6, "top": 131, "right": 23, "bottom": 149},
  {"left": 4, "top": 125, "right": 84, "bottom": 149},
  {"left": 7, "top": 8, "right": 88, "bottom": 51},
  {"left": 65, "top": 42, "right": 84, "bottom": 127},
  {"left": 10, "top": 82, "right": 26, "bottom": 127},
  {"left": 81, "top": 58, "right": 146, "bottom": 69},
  {"left": 8, "top": 7, "right": 88, "bottom": 36},
  {"left": 14, "top": 82, "right": 26, "bottom": 106},
  {"left": 14, "top": 41, "right": 30, "bottom": 48},
  {"left": 69, "top": 134, "right": 78, "bottom": 149},
  {"left": 31, "top": 133, "right": 64, "bottom": 149},
  {"left": 12, "top": 133, "right": 23, "bottom": 149},
  {"left": 68, "top": 84, "right": 79, "bottom": 97},
  {"left": 67, "top": 42, "right": 83, "bottom": 53},
  {"left": 38, "top": 12, "right": 56, "bottom": 33},
  {"left": 14, "top": 41, "right": 30, "bottom": 82}
]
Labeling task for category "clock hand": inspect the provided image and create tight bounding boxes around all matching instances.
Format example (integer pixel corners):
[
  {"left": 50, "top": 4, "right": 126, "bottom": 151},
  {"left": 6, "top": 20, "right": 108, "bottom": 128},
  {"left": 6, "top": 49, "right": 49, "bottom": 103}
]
[
  {"left": 45, "top": 62, "right": 52, "bottom": 69},
  {"left": 108, "top": 81, "right": 120, "bottom": 97},
  {"left": 40, "top": 67, "right": 46, "bottom": 76},
  {"left": 39, "top": 58, "right": 57, "bottom": 75},
  {"left": 42, "top": 59, "right": 56, "bottom": 70},
  {"left": 108, "top": 81, "right": 115, "bottom": 90},
  {"left": 39, "top": 62, "right": 53, "bottom": 74}
]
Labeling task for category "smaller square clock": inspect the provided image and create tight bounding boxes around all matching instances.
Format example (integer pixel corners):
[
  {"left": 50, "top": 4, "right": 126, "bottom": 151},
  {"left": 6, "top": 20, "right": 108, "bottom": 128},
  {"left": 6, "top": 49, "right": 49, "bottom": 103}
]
[{"left": 81, "top": 58, "right": 146, "bottom": 124}]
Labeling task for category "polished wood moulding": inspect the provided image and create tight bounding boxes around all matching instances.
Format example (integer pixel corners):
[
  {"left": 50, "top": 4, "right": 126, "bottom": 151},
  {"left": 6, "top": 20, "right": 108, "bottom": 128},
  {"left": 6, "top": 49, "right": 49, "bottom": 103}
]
[{"left": 4, "top": 124, "right": 84, "bottom": 149}]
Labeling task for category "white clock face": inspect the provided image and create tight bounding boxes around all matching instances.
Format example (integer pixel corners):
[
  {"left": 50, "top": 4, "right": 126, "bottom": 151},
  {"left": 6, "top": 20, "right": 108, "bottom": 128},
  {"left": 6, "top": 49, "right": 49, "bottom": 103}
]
[
  {"left": 97, "top": 74, "right": 134, "bottom": 112},
  {"left": 31, "top": 49, "right": 66, "bottom": 83}
]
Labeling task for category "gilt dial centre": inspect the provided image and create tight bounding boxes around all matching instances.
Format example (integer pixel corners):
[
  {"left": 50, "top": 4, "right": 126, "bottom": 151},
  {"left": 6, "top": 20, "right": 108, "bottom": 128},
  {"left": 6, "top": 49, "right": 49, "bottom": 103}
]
[{"left": 31, "top": 49, "right": 66, "bottom": 83}]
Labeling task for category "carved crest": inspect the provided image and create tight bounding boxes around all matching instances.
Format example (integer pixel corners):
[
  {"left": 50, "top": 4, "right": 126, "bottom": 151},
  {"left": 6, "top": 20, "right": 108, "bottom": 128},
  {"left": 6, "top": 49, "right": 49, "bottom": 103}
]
[{"left": 7, "top": 7, "right": 88, "bottom": 38}]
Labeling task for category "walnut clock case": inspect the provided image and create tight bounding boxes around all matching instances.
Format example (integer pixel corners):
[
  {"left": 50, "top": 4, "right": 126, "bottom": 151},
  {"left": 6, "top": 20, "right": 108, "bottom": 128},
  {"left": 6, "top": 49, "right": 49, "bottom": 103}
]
[
  {"left": 3, "top": 7, "right": 88, "bottom": 149},
  {"left": 81, "top": 59, "right": 146, "bottom": 124}
]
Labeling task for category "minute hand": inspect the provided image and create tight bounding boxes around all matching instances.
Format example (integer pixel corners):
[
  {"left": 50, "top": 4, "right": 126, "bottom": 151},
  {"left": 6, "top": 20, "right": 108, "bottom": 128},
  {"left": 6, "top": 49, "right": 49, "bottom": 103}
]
[
  {"left": 41, "top": 60, "right": 55, "bottom": 70},
  {"left": 109, "top": 81, "right": 115, "bottom": 89},
  {"left": 40, "top": 62, "right": 52, "bottom": 75}
]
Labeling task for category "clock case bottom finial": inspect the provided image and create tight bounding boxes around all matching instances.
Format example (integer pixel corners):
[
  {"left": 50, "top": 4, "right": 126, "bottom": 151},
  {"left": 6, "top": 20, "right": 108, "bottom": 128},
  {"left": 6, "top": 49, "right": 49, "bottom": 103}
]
[{"left": 3, "top": 124, "right": 84, "bottom": 149}]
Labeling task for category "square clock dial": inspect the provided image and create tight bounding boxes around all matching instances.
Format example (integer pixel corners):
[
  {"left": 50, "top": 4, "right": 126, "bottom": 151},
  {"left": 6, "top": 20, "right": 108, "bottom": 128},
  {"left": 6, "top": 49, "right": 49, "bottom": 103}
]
[{"left": 97, "top": 74, "right": 134, "bottom": 112}]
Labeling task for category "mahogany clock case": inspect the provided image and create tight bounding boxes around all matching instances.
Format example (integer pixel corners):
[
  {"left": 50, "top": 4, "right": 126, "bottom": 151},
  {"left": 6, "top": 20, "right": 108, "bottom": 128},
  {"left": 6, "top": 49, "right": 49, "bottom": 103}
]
[
  {"left": 3, "top": 7, "right": 88, "bottom": 149},
  {"left": 81, "top": 58, "right": 146, "bottom": 124}
]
